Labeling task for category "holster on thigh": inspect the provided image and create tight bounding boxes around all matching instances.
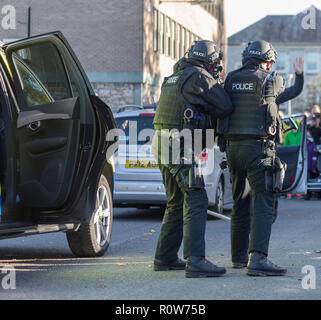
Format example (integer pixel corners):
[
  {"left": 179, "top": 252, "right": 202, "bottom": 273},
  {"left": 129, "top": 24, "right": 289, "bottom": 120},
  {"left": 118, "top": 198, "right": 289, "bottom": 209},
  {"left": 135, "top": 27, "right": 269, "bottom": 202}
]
[
  {"left": 265, "top": 168, "right": 274, "bottom": 193},
  {"left": 175, "top": 165, "right": 205, "bottom": 192}
]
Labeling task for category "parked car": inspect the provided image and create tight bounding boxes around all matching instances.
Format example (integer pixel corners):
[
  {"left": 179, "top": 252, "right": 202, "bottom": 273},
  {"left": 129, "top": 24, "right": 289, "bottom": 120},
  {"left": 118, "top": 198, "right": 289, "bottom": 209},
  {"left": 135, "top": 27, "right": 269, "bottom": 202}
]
[
  {"left": 113, "top": 108, "right": 233, "bottom": 214},
  {"left": 0, "top": 31, "right": 117, "bottom": 257},
  {"left": 277, "top": 114, "right": 308, "bottom": 196}
]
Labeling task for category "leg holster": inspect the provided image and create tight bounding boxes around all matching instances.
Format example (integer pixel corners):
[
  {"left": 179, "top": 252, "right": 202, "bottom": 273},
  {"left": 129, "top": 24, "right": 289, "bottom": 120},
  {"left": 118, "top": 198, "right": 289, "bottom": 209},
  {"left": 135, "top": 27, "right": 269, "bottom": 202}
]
[{"left": 273, "top": 157, "right": 287, "bottom": 193}]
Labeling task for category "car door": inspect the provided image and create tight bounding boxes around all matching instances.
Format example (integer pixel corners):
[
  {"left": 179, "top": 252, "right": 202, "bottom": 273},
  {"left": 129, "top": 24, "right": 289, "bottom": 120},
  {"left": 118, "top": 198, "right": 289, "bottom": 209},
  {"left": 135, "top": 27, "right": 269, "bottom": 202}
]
[
  {"left": 277, "top": 114, "right": 307, "bottom": 195},
  {"left": 3, "top": 32, "right": 97, "bottom": 209}
]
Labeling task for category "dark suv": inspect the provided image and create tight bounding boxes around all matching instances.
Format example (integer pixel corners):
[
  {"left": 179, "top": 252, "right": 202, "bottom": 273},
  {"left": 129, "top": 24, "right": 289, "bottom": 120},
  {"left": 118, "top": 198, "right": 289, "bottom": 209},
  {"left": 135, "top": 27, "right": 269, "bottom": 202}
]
[{"left": 0, "top": 31, "right": 116, "bottom": 257}]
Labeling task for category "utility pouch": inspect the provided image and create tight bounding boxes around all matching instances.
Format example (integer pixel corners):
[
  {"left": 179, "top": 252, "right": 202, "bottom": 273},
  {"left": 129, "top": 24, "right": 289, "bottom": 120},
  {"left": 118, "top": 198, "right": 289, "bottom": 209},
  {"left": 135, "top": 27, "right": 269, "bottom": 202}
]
[
  {"left": 265, "top": 169, "right": 274, "bottom": 193},
  {"left": 188, "top": 161, "right": 205, "bottom": 189},
  {"left": 273, "top": 157, "right": 287, "bottom": 193}
]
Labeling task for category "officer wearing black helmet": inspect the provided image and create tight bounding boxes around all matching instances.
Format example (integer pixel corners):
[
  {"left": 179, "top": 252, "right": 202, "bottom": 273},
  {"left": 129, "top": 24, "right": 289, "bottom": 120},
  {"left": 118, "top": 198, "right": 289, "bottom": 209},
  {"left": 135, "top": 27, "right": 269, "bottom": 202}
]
[
  {"left": 219, "top": 40, "right": 288, "bottom": 276},
  {"left": 152, "top": 40, "right": 233, "bottom": 278}
]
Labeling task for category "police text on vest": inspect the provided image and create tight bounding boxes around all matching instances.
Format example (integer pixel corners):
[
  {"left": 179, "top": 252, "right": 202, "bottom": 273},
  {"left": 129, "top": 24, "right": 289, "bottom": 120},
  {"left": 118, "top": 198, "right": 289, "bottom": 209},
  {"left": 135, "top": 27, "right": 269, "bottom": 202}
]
[{"left": 232, "top": 82, "right": 255, "bottom": 91}]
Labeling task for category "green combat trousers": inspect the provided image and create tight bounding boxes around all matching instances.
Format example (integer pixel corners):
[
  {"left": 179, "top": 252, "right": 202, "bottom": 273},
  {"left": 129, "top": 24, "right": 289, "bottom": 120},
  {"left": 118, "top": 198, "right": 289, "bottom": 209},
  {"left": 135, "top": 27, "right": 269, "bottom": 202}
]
[
  {"left": 152, "top": 134, "right": 209, "bottom": 261},
  {"left": 225, "top": 139, "right": 277, "bottom": 261}
]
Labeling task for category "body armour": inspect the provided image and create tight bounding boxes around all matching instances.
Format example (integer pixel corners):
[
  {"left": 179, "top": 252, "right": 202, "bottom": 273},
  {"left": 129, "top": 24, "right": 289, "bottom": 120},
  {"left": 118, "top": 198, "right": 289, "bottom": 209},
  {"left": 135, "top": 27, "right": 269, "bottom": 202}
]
[
  {"left": 224, "top": 67, "right": 284, "bottom": 140},
  {"left": 153, "top": 67, "right": 200, "bottom": 131}
]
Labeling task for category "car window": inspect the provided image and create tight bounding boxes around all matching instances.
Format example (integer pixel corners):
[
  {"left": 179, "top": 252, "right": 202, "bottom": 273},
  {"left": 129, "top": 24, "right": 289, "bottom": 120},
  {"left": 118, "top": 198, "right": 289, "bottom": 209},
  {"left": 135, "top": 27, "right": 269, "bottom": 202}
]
[
  {"left": 282, "top": 117, "right": 304, "bottom": 147},
  {"left": 12, "top": 42, "right": 73, "bottom": 108},
  {"left": 115, "top": 116, "right": 154, "bottom": 145},
  {"left": 12, "top": 54, "right": 53, "bottom": 107}
]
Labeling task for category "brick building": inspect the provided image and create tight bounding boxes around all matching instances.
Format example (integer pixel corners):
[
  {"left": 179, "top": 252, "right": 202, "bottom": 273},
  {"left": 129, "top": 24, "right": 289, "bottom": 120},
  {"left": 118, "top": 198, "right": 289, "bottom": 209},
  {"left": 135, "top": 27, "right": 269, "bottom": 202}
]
[
  {"left": 227, "top": 5, "right": 321, "bottom": 113},
  {"left": 0, "top": 0, "right": 226, "bottom": 112}
]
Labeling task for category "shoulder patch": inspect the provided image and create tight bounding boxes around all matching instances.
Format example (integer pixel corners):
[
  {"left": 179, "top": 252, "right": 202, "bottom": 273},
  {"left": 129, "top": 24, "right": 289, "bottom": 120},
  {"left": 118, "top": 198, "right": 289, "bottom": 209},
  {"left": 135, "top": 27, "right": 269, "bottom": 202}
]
[{"left": 166, "top": 75, "right": 180, "bottom": 85}]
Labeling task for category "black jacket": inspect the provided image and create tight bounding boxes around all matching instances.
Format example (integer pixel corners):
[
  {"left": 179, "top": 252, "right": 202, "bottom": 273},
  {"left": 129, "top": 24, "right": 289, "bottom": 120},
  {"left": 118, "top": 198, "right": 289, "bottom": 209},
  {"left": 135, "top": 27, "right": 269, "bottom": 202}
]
[
  {"left": 276, "top": 73, "right": 304, "bottom": 106},
  {"left": 174, "top": 58, "right": 234, "bottom": 119}
]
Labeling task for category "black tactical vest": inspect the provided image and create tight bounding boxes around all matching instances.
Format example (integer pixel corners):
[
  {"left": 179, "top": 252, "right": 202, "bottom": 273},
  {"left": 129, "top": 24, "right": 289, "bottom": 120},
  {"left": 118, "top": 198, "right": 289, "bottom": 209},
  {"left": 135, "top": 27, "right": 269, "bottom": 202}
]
[
  {"left": 153, "top": 67, "right": 198, "bottom": 131},
  {"left": 224, "top": 67, "right": 279, "bottom": 140}
]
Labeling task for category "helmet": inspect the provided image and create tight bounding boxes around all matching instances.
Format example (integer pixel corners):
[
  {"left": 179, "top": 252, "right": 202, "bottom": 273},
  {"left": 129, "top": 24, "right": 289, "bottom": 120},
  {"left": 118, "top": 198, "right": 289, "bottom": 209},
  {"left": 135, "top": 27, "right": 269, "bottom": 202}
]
[
  {"left": 188, "top": 40, "right": 223, "bottom": 66},
  {"left": 242, "top": 40, "right": 277, "bottom": 63}
]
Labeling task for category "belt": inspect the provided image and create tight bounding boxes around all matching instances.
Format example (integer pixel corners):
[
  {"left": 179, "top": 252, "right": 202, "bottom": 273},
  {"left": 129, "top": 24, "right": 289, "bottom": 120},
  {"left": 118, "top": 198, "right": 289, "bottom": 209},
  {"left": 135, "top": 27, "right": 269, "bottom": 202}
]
[{"left": 226, "top": 138, "right": 273, "bottom": 146}]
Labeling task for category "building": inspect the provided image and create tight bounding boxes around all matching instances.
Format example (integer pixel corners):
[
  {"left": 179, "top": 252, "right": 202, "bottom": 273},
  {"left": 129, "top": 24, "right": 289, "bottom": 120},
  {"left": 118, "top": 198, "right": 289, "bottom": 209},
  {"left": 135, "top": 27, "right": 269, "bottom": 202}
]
[
  {"left": 0, "top": 0, "right": 226, "bottom": 112},
  {"left": 227, "top": 5, "right": 321, "bottom": 113}
]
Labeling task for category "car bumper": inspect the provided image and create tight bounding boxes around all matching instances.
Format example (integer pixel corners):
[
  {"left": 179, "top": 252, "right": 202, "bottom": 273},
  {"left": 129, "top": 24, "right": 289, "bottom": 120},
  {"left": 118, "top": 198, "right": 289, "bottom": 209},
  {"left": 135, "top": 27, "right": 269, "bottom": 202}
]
[
  {"left": 307, "top": 178, "right": 321, "bottom": 191},
  {"left": 113, "top": 180, "right": 167, "bottom": 206}
]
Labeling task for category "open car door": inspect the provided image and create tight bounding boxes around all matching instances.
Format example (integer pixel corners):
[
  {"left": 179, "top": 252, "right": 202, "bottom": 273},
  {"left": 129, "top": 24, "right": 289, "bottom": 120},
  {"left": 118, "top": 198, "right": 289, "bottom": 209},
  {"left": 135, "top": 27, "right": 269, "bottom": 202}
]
[
  {"left": 3, "top": 32, "right": 97, "bottom": 209},
  {"left": 276, "top": 114, "right": 307, "bottom": 195}
]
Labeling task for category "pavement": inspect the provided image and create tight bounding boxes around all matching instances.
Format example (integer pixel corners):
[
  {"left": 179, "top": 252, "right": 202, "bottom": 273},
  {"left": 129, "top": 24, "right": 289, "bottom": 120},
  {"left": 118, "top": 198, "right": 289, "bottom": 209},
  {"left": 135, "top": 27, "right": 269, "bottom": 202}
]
[{"left": 0, "top": 198, "right": 320, "bottom": 300}]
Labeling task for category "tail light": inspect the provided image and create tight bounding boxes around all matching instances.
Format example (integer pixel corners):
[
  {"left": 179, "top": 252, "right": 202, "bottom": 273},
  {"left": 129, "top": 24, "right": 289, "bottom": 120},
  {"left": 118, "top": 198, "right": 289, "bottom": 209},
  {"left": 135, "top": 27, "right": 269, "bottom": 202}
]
[
  {"left": 199, "top": 153, "right": 208, "bottom": 163},
  {"left": 139, "top": 113, "right": 155, "bottom": 117},
  {"left": 289, "top": 176, "right": 295, "bottom": 185}
]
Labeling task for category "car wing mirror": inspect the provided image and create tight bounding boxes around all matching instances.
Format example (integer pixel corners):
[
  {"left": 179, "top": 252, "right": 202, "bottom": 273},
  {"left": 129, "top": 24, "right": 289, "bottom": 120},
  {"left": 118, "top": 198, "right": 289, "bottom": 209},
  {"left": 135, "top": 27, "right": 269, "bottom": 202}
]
[{"left": 283, "top": 117, "right": 298, "bottom": 134}]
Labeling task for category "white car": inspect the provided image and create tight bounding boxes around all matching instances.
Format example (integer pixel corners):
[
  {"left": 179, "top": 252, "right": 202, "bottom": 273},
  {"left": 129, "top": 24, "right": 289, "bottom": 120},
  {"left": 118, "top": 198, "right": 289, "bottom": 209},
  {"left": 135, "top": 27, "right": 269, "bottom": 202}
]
[{"left": 113, "top": 107, "right": 233, "bottom": 214}]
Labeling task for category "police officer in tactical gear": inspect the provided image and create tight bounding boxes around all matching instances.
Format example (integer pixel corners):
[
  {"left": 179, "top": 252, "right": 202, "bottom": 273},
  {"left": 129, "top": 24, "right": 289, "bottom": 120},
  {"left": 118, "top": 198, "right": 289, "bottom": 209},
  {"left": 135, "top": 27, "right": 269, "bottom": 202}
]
[
  {"left": 152, "top": 40, "right": 233, "bottom": 278},
  {"left": 221, "top": 40, "right": 288, "bottom": 276}
]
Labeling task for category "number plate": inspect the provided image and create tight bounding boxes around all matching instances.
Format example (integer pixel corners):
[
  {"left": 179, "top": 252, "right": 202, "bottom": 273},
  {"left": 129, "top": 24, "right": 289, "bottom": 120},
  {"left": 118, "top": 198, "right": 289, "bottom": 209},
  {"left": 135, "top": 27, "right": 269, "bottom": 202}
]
[{"left": 125, "top": 160, "right": 159, "bottom": 169}]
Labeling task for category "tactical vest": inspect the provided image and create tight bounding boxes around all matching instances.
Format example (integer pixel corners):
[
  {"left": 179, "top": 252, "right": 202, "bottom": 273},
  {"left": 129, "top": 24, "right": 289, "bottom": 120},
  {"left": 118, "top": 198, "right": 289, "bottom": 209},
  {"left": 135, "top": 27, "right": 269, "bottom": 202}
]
[
  {"left": 224, "top": 68, "right": 279, "bottom": 140},
  {"left": 153, "top": 67, "right": 198, "bottom": 131}
]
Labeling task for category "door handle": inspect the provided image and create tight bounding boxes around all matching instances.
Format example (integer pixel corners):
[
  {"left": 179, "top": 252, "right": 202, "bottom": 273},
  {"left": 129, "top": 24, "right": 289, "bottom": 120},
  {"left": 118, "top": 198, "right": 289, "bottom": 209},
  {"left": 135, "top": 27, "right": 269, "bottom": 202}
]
[{"left": 27, "top": 121, "right": 41, "bottom": 132}]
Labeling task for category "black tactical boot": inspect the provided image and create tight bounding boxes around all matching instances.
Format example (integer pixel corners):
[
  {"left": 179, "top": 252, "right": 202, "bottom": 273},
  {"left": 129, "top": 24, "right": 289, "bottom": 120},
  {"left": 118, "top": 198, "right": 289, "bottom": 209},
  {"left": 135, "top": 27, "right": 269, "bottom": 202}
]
[
  {"left": 154, "top": 258, "right": 186, "bottom": 271},
  {"left": 247, "top": 252, "right": 287, "bottom": 276},
  {"left": 185, "top": 256, "right": 226, "bottom": 278},
  {"left": 232, "top": 261, "right": 248, "bottom": 269}
]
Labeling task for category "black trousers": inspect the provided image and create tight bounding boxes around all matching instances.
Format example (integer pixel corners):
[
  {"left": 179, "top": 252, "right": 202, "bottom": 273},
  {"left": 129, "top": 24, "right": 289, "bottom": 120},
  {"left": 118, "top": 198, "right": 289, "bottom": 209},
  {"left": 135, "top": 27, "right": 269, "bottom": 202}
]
[
  {"left": 152, "top": 135, "right": 208, "bottom": 261},
  {"left": 226, "top": 139, "right": 276, "bottom": 260}
]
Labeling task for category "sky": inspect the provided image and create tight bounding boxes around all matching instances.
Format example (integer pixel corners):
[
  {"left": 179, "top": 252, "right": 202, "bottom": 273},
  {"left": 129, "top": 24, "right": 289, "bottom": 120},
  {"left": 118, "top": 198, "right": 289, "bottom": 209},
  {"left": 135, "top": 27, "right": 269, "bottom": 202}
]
[{"left": 225, "top": 0, "right": 321, "bottom": 37}]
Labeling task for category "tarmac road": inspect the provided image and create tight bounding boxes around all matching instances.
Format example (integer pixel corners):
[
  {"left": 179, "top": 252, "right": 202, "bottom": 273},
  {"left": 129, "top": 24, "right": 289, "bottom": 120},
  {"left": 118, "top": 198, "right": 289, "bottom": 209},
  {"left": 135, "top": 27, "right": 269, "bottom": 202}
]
[{"left": 0, "top": 198, "right": 320, "bottom": 300}]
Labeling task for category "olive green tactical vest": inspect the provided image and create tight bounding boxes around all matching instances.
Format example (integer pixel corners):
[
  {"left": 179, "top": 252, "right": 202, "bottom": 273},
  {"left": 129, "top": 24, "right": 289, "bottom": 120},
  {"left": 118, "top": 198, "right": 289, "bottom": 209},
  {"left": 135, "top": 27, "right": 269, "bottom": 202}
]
[
  {"left": 225, "top": 68, "right": 276, "bottom": 139},
  {"left": 153, "top": 68, "right": 197, "bottom": 131}
]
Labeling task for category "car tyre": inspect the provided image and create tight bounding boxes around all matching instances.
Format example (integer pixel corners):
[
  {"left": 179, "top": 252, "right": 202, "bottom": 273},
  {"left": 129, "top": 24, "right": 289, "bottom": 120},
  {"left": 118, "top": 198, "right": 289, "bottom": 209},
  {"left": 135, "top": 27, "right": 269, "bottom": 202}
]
[
  {"left": 67, "top": 174, "right": 113, "bottom": 257},
  {"left": 304, "top": 191, "right": 312, "bottom": 201}
]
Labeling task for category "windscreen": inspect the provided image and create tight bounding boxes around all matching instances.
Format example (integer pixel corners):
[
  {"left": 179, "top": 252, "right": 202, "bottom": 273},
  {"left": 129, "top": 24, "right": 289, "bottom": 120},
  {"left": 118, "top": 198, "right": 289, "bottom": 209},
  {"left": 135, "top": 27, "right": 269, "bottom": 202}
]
[{"left": 115, "top": 116, "right": 155, "bottom": 145}]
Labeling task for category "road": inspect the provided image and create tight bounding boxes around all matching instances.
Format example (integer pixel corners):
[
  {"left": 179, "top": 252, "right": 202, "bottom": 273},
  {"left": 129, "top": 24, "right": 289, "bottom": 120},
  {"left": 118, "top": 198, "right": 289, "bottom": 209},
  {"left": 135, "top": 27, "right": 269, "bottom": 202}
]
[{"left": 0, "top": 198, "right": 320, "bottom": 300}]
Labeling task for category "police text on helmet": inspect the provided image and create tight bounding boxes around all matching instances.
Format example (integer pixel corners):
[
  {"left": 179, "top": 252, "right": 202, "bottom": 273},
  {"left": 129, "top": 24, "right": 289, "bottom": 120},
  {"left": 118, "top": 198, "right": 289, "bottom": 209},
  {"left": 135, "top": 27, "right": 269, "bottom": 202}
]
[
  {"left": 249, "top": 50, "right": 261, "bottom": 56},
  {"left": 193, "top": 51, "right": 206, "bottom": 57}
]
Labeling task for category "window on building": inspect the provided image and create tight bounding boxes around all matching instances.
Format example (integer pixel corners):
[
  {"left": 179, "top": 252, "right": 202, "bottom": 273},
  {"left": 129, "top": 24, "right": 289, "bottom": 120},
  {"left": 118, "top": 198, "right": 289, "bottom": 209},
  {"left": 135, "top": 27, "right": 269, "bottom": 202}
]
[
  {"left": 153, "top": 9, "right": 158, "bottom": 52},
  {"left": 166, "top": 17, "right": 171, "bottom": 57},
  {"left": 186, "top": 30, "right": 190, "bottom": 51},
  {"left": 275, "top": 52, "right": 287, "bottom": 73},
  {"left": 171, "top": 21, "right": 176, "bottom": 59},
  {"left": 182, "top": 27, "right": 186, "bottom": 56},
  {"left": 177, "top": 24, "right": 181, "bottom": 58},
  {"left": 306, "top": 52, "right": 319, "bottom": 73},
  {"left": 201, "top": 2, "right": 217, "bottom": 19},
  {"left": 191, "top": 34, "right": 195, "bottom": 46},
  {"left": 160, "top": 13, "right": 165, "bottom": 54}
]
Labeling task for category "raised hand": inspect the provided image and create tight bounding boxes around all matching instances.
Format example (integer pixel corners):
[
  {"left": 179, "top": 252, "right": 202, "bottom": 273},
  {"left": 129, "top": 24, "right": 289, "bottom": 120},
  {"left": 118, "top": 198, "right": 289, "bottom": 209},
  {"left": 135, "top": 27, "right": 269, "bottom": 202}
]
[{"left": 294, "top": 57, "right": 304, "bottom": 75}]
